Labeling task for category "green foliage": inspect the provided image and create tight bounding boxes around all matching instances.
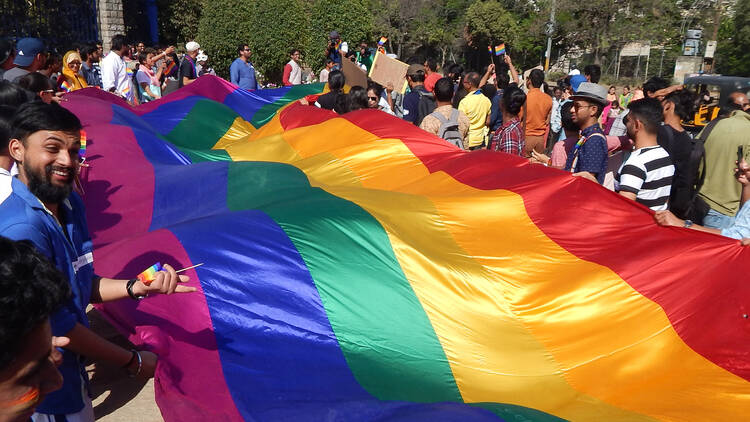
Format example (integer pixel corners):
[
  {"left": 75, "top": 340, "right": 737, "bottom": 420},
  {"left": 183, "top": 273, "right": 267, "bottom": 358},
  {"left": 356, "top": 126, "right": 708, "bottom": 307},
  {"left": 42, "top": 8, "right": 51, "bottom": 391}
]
[
  {"left": 308, "top": 0, "right": 374, "bottom": 70},
  {"left": 157, "top": 0, "right": 202, "bottom": 46},
  {"left": 716, "top": 0, "right": 750, "bottom": 76},
  {"left": 464, "top": 0, "right": 519, "bottom": 48},
  {"left": 196, "top": 0, "right": 254, "bottom": 80}
]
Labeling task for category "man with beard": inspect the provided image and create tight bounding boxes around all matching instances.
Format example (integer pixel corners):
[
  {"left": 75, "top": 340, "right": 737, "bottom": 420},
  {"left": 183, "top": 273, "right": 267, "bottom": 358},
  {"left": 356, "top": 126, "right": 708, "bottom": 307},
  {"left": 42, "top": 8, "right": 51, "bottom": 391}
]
[{"left": 0, "top": 102, "right": 196, "bottom": 422}]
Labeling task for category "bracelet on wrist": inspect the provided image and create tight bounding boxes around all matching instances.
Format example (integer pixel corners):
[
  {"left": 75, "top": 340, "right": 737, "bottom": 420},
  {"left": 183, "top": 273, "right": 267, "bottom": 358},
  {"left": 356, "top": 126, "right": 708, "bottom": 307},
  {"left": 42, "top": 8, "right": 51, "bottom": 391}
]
[
  {"left": 126, "top": 278, "right": 145, "bottom": 300},
  {"left": 122, "top": 349, "right": 137, "bottom": 368},
  {"left": 127, "top": 350, "right": 143, "bottom": 378}
]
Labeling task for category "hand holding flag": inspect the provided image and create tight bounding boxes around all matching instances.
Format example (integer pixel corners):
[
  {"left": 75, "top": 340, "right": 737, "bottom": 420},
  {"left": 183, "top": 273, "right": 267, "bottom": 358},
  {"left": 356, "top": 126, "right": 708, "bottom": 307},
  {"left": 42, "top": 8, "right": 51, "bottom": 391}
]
[{"left": 132, "top": 262, "right": 201, "bottom": 296}]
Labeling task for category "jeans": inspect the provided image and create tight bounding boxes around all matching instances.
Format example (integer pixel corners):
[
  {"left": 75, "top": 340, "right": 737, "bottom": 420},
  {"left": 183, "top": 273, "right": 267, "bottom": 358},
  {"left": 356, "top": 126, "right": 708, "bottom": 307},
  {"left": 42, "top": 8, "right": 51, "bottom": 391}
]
[{"left": 703, "top": 208, "right": 736, "bottom": 230}]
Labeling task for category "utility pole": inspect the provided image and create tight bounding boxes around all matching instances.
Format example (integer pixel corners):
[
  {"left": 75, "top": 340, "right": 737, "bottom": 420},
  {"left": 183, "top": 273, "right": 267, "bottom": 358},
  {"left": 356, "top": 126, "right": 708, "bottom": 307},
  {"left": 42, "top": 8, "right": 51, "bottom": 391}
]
[{"left": 544, "top": 0, "right": 556, "bottom": 73}]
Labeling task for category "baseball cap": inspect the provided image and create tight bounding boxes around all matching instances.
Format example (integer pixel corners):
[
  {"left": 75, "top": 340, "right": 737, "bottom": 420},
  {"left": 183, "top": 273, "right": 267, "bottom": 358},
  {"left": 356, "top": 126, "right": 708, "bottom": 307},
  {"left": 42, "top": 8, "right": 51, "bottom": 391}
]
[
  {"left": 407, "top": 63, "right": 425, "bottom": 76},
  {"left": 14, "top": 38, "right": 46, "bottom": 67},
  {"left": 185, "top": 41, "right": 200, "bottom": 52},
  {"left": 0, "top": 38, "right": 13, "bottom": 66}
]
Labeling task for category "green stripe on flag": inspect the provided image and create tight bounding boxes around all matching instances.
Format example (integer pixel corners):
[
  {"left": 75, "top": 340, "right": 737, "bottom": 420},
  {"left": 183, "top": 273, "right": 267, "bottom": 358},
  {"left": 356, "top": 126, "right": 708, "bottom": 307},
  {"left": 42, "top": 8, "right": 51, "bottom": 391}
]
[
  {"left": 224, "top": 160, "right": 463, "bottom": 403},
  {"left": 250, "top": 83, "right": 325, "bottom": 128},
  {"left": 166, "top": 99, "right": 239, "bottom": 151}
]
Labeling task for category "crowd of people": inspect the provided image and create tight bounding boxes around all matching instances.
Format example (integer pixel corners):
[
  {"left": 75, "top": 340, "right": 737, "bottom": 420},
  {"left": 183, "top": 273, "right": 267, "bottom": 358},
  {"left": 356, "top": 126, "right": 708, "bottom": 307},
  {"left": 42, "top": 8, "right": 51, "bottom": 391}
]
[{"left": 0, "top": 30, "right": 749, "bottom": 422}]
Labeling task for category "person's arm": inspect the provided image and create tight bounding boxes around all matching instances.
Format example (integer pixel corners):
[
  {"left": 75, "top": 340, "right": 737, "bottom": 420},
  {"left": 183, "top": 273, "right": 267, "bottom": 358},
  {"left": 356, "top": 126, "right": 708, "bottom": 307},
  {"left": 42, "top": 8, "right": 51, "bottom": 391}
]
[
  {"left": 230, "top": 61, "right": 240, "bottom": 85},
  {"left": 101, "top": 58, "right": 116, "bottom": 92},
  {"left": 479, "top": 64, "right": 495, "bottom": 88},
  {"left": 90, "top": 263, "right": 195, "bottom": 303},
  {"left": 652, "top": 84, "right": 682, "bottom": 99},
  {"left": 151, "top": 46, "right": 175, "bottom": 63},
  {"left": 738, "top": 159, "right": 750, "bottom": 207},
  {"left": 282, "top": 63, "right": 292, "bottom": 86},
  {"left": 504, "top": 55, "right": 520, "bottom": 85},
  {"left": 64, "top": 323, "right": 157, "bottom": 379},
  {"left": 386, "top": 82, "right": 394, "bottom": 111},
  {"left": 154, "top": 62, "right": 165, "bottom": 81},
  {"left": 140, "top": 82, "right": 159, "bottom": 99},
  {"left": 654, "top": 210, "right": 722, "bottom": 235}
]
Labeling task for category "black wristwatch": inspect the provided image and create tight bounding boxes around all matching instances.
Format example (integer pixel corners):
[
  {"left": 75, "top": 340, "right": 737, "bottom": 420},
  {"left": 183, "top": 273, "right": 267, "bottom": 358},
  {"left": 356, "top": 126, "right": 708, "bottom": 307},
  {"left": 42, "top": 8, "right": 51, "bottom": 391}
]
[{"left": 126, "top": 279, "right": 145, "bottom": 300}]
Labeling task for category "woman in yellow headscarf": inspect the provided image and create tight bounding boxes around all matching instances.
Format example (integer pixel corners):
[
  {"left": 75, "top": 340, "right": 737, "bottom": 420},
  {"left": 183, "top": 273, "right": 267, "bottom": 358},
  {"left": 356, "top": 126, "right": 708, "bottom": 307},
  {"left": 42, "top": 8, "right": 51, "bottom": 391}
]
[{"left": 57, "top": 50, "right": 88, "bottom": 92}]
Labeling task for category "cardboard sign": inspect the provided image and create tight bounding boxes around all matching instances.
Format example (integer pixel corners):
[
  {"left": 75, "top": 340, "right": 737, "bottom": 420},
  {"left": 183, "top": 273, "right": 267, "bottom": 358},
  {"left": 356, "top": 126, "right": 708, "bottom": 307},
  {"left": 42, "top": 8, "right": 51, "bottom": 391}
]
[
  {"left": 341, "top": 57, "right": 368, "bottom": 89},
  {"left": 368, "top": 52, "right": 409, "bottom": 94}
]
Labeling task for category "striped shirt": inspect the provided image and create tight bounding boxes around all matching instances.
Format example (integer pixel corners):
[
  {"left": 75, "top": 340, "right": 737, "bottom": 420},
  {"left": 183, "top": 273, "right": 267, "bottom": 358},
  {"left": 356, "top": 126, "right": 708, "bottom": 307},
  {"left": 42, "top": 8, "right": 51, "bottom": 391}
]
[{"left": 615, "top": 146, "right": 675, "bottom": 210}]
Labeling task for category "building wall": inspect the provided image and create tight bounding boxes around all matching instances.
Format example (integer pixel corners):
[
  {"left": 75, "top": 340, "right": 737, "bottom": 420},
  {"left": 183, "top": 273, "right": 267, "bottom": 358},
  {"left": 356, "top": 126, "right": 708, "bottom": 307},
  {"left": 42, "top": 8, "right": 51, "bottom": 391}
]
[{"left": 98, "top": 0, "right": 125, "bottom": 51}]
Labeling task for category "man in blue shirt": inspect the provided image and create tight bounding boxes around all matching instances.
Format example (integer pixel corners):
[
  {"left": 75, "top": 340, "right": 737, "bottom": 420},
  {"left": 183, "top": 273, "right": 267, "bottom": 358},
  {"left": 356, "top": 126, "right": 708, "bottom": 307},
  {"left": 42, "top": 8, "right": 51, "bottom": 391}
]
[
  {"left": 0, "top": 102, "right": 196, "bottom": 421},
  {"left": 564, "top": 82, "right": 609, "bottom": 184},
  {"left": 229, "top": 43, "right": 257, "bottom": 90}
]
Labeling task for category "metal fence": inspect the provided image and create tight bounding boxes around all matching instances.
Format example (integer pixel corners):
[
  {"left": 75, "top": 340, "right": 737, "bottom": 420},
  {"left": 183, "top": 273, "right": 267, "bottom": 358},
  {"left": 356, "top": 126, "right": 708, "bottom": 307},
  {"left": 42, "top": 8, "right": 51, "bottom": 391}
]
[{"left": 0, "top": 0, "right": 99, "bottom": 51}]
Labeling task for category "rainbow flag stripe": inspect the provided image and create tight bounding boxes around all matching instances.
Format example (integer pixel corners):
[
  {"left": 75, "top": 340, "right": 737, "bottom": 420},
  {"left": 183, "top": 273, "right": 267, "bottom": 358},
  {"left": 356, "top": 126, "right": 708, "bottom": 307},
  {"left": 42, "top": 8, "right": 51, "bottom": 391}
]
[
  {"left": 136, "top": 262, "right": 163, "bottom": 285},
  {"left": 63, "top": 79, "right": 750, "bottom": 421},
  {"left": 495, "top": 43, "right": 506, "bottom": 56},
  {"left": 60, "top": 79, "right": 73, "bottom": 93},
  {"left": 79, "top": 129, "right": 87, "bottom": 157},
  {"left": 378, "top": 36, "right": 388, "bottom": 46}
]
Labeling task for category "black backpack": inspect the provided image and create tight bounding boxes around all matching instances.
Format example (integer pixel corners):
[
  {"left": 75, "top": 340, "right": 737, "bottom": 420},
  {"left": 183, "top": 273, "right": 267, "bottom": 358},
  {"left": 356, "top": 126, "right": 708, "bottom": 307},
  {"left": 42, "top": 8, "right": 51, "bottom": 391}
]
[
  {"left": 414, "top": 89, "right": 436, "bottom": 127},
  {"left": 661, "top": 119, "right": 721, "bottom": 224},
  {"left": 430, "top": 109, "right": 464, "bottom": 148}
]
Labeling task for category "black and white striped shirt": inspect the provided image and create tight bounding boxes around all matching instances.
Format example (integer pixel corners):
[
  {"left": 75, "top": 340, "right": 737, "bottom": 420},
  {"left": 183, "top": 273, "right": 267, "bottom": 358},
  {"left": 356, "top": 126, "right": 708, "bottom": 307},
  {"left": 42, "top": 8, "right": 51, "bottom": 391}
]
[{"left": 615, "top": 146, "right": 675, "bottom": 211}]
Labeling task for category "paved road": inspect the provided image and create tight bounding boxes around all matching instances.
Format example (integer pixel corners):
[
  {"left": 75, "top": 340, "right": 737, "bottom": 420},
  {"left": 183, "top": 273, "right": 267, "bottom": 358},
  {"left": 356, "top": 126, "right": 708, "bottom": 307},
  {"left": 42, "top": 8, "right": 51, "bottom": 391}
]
[{"left": 87, "top": 308, "right": 162, "bottom": 421}]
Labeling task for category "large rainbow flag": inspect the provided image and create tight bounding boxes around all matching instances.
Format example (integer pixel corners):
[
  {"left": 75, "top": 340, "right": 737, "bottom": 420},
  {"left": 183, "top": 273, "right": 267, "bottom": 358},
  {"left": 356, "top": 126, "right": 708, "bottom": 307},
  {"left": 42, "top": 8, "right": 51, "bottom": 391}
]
[{"left": 64, "top": 76, "right": 750, "bottom": 421}]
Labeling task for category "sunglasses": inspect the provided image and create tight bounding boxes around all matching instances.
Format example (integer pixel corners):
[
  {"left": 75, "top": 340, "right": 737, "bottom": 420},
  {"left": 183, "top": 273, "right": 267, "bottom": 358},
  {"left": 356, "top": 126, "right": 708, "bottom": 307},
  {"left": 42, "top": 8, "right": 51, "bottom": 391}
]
[{"left": 368, "top": 96, "right": 378, "bottom": 101}]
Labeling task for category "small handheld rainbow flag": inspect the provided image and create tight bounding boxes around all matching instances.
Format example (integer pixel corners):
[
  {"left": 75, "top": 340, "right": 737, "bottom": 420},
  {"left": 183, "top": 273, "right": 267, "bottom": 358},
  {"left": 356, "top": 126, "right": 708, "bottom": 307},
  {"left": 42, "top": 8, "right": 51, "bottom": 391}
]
[
  {"left": 487, "top": 45, "right": 493, "bottom": 54},
  {"left": 79, "top": 129, "right": 87, "bottom": 159},
  {"left": 137, "top": 262, "right": 163, "bottom": 285},
  {"left": 60, "top": 80, "right": 73, "bottom": 93},
  {"left": 495, "top": 43, "right": 506, "bottom": 56},
  {"left": 378, "top": 36, "right": 388, "bottom": 46}
]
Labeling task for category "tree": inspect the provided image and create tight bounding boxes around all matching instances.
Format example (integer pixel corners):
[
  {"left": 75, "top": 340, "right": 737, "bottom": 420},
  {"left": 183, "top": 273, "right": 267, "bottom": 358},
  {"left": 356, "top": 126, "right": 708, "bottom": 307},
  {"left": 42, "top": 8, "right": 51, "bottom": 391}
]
[
  {"left": 196, "top": 0, "right": 310, "bottom": 83},
  {"left": 308, "top": 0, "right": 374, "bottom": 71},
  {"left": 716, "top": 0, "right": 750, "bottom": 76},
  {"left": 157, "top": 0, "right": 202, "bottom": 46}
]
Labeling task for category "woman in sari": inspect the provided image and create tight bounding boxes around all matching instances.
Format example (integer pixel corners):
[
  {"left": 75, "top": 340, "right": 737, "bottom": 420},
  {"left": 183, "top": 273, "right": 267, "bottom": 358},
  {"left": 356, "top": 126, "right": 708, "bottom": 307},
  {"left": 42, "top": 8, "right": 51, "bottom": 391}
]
[{"left": 57, "top": 51, "right": 88, "bottom": 92}]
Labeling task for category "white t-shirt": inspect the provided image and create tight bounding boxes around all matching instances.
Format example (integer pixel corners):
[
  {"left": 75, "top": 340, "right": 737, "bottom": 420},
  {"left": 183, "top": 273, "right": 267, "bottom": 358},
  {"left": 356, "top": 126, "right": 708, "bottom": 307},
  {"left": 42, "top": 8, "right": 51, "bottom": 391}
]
[
  {"left": 101, "top": 51, "right": 132, "bottom": 101},
  {"left": 615, "top": 145, "right": 675, "bottom": 211}
]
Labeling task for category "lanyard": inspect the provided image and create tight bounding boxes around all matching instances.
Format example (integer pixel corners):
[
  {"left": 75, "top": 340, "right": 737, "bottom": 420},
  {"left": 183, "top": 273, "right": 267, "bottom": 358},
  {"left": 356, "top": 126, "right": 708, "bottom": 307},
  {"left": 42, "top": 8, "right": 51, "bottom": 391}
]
[
  {"left": 569, "top": 132, "right": 602, "bottom": 173},
  {"left": 183, "top": 54, "right": 197, "bottom": 77}
]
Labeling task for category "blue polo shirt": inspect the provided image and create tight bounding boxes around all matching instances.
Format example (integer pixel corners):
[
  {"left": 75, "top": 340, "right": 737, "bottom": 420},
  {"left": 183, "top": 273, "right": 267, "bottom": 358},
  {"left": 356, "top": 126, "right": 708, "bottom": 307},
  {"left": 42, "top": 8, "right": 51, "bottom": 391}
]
[
  {"left": 229, "top": 58, "right": 257, "bottom": 90},
  {"left": 564, "top": 123, "right": 608, "bottom": 184},
  {"left": 0, "top": 176, "right": 94, "bottom": 414}
]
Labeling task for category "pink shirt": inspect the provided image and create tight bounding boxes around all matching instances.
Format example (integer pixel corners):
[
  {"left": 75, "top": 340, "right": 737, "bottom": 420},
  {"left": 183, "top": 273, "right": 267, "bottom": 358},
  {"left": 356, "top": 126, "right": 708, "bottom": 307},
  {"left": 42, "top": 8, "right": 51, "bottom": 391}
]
[{"left": 550, "top": 136, "right": 578, "bottom": 168}]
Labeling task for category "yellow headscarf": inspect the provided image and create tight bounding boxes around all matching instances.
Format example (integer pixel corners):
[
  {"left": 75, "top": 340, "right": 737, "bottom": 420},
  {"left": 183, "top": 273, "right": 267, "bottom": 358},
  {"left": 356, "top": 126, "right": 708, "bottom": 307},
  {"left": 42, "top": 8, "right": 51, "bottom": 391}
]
[{"left": 60, "top": 51, "right": 88, "bottom": 91}]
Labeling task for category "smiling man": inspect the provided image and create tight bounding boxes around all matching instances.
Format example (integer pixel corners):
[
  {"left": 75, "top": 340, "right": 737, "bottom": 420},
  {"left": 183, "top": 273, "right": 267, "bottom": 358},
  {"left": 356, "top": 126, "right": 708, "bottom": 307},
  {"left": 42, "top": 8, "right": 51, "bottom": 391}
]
[
  {"left": 0, "top": 237, "right": 70, "bottom": 422},
  {"left": 0, "top": 102, "right": 196, "bottom": 422}
]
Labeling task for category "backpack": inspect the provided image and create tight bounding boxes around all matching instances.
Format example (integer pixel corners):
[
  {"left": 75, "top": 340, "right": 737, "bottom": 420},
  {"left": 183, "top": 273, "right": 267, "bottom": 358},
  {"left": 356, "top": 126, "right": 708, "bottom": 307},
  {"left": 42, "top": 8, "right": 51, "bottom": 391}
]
[
  {"left": 661, "top": 119, "right": 721, "bottom": 224},
  {"left": 430, "top": 109, "right": 463, "bottom": 148},
  {"left": 414, "top": 89, "right": 436, "bottom": 127}
]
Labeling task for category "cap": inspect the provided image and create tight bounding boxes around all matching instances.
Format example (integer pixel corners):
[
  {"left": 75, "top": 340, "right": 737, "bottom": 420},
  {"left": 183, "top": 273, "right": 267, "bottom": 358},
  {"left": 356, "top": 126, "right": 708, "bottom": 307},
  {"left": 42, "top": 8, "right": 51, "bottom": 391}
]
[
  {"left": 185, "top": 41, "right": 200, "bottom": 52},
  {"left": 571, "top": 82, "right": 609, "bottom": 106},
  {"left": 0, "top": 38, "right": 13, "bottom": 66},
  {"left": 329, "top": 31, "right": 340, "bottom": 39},
  {"left": 407, "top": 63, "right": 425, "bottom": 76},
  {"left": 14, "top": 37, "right": 46, "bottom": 67},
  {"left": 569, "top": 74, "right": 587, "bottom": 92}
]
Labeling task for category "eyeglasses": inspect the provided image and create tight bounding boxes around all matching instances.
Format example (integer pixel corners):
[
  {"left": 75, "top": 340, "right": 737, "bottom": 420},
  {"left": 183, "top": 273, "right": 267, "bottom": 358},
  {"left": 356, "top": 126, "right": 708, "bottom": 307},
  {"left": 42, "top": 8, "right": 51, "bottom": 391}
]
[
  {"left": 42, "top": 89, "right": 54, "bottom": 94},
  {"left": 573, "top": 103, "right": 594, "bottom": 110},
  {"left": 243, "top": 48, "right": 251, "bottom": 51},
  {"left": 368, "top": 96, "right": 378, "bottom": 101}
]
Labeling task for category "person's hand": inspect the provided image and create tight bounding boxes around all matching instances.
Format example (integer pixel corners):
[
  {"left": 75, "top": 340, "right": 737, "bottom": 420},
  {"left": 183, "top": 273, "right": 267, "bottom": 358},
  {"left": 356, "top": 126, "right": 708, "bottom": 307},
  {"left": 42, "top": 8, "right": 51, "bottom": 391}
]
[
  {"left": 654, "top": 210, "right": 684, "bottom": 227},
  {"left": 132, "top": 263, "right": 196, "bottom": 297},
  {"left": 51, "top": 336, "right": 69, "bottom": 367},
  {"left": 741, "top": 238, "right": 750, "bottom": 246},
  {"left": 530, "top": 150, "right": 550, "bottom": 165},
  {"left": 736, "top": 158, "right": 749, "bottom": 185},
  {"left": 127, "top": 350, "right": 157, "bottom": 379},
  {"left": 298, "top": 97, "right": 309, "bottom": 105},
  {"left": 386, "top": 82, "right": 394, "bottom": 93},
  {"left": 504, "top": 54, "right": 512, "bottom": 65},
  {"left": 572, "top": 171, "right": 597, "bottom": 182},
  {"left": 486, "top": 63, "right": 495, "bottom": 75},
  {"left": 157, "top": 61, "right": 166, "bottom": 70},
  {"left": 165, "top": 46, "right": 175, "bottom": 55}
]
